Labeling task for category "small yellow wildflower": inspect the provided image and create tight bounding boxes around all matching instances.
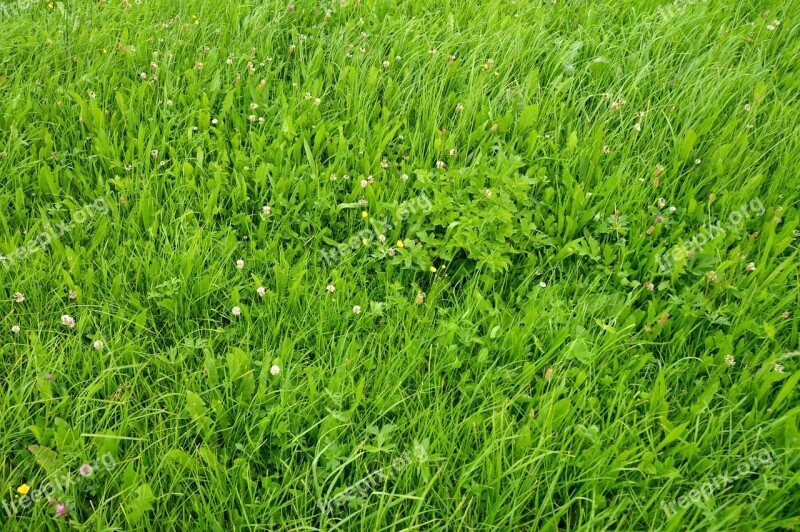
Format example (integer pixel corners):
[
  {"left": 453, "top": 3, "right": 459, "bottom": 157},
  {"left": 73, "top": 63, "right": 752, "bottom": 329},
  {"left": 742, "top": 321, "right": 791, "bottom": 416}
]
[
  {"left": 396, "top": 240, "right": 404, "bottom": 248},
  {"left": 361, "top": 211, "right": 368, "bottom": 218},
  {"left": 362, "top": 238, "right": 368, "bottom": 246},
  {"left": 429, "top": 266, "right": 437, "bottom": 273},
  {"left": 17, "top": 484, "right": 30, "bottom": 495},
  {"left": 47, "top": 2, "right": 53, "bottom": 9}
]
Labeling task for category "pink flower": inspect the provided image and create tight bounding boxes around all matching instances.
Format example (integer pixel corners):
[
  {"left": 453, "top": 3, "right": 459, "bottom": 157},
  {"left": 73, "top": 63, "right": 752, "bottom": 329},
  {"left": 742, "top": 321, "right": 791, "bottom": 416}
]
[
  {"left": 56, "top": 504, "right": 68, "bottom": 517},
  {"left": 61, "top": 315, "right": 76, "bottom": 328},
  {"left": 287, "top": 3, "right": 295, "bottom": 10},
  {"left": 655, "top": 216, "right": 664, "bottom": 223},
  {"left": 79, "top": 464, "right": 92, "bottom": 476},
  {"left": 46, "top": 373, "right": 53, "bottom": 381}
]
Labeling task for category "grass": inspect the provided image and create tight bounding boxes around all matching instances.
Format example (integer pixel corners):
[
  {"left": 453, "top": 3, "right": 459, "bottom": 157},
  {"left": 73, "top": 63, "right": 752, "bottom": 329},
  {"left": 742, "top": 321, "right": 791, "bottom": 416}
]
[{"left": 1, "top": 0, "right": 799, "bottom": 529}]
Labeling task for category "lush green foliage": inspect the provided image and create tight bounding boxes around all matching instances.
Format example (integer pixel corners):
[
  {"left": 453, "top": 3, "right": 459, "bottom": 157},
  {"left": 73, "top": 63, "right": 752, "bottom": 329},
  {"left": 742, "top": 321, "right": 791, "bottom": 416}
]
[{"left": 1, "top": 0, "right": 798, "bottom": 529}]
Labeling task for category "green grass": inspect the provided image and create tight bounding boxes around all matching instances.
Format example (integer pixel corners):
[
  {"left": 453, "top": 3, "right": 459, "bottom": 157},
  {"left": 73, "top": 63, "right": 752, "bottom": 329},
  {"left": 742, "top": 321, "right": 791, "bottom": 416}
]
[{"left": 1, "top": 0, "right": 799, "bottom": 529}]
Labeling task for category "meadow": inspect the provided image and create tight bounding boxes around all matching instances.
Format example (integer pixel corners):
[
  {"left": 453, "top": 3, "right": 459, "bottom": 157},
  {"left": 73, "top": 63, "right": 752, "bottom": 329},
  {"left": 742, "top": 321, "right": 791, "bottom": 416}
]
[{"left": 1, "top": 0, "right": 799, "bottom": 530}]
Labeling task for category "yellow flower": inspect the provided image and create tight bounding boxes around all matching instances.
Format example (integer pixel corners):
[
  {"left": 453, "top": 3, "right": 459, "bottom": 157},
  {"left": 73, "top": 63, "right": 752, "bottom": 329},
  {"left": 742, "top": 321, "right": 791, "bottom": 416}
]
[
  {"left": 361, "top": 211, "right": 368, "bottom": 218},
  {"left": 429, "top": 266, "right": 437, "bottom": 273},
  {"left": 362, "top": 238, "right": 368, "bottom": 246},
  {"left": 396, "top": 240, "right": 404, "bottom": 248},
  {"left": 102, "top": 48, "right": 107, "bottom": 54},
  {"left": 17, "top": 484, "right": 30, "bottom": 495},
  {"left": 47, "top": 2, "right": 53, "bottom": 9}
]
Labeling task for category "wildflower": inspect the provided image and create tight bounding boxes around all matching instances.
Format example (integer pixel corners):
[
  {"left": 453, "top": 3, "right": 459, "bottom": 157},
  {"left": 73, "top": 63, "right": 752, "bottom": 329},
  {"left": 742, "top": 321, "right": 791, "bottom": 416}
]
[
  {"left": 602, "top": 145, "right": 610, "bottom": 153},
  {"left": 609, "top": 99, "right": 625, "bottom": 110},
  {"left": 646, "top": 226, "right": 655, "bottom": 235},
  {"left": 56, "top": 504, "right": 68, "bottom": 518},
  {"left": 449, "top": 148, "right": 457, "bottom": 156},
  {"left": 378, "top": 234, "right": 386, "bottom": 243},
  {"left": 212, "top": 118, "right": 218, "bottom": 125},
  {"left": 382, "top": 60, "right": 390, "bottom": 68},
  {"left": 396, "top": 240, "right": 404, "bottom": 248},
  {"left": 744, "top": 104, "right": 751, "bottom": 111},
  {"left": 724, "top": 355, "right": 735, "bottom": 366},
  {"left": 17, "top": 484, "right": 30, "bottom": 495},
  {"left": 194, "top": 61, "right": 203, "bottom": 70},
  {"left": 314, "top": 98, "right": 321, "bottom": 106},
  {"left": 695, "top": 159, "right": 701, "bottom": 165},
  {"left": 782, "top": 311, "right": 790, "bottom": 319},
  {"left": 657, "top": 198, "right": 666, "bottom": 208},
  {"left": 61, "top": 315, "right": 76, "bottom": 328},
  {"left": 669, "top": 206, "right": 676, "bottom": 213},
  {"left": 359, "top": 197, "right": 367, "bottom": 206},
  {"left": 491, "top": 123, "right": 499, "bottom": 132},
  {"left": 236, "top": 259, "right": 244, "bottom": 269},
  {"left": 429, "top": 266, "right": 437, "bottom": 273},
  {"left": 329, "top": 174, "right": 337, "bottom": 182},
  {"left": 415, "top": 293, "right": 425, "bottom": 305},
  {"left": 89, "top": 91, "right": 96, "bottom": 99},
  {"left": 401, "top": 173, "right": 409, "bottom": 181},
  {"left": 360, "top": 179, "right": 368, "bottom": 188},
  {"left": 388, "top": 248, "right": 396, "bottom": 256},
  {"left": 270, "top": 364, "right": 280, "bottom": 375},
  {"left": 380, "top": 160, "right": 389, "bottom": 168},
  {"left": 654, "top": 165, "right": 664, "bottom": 178},
  {"left": 774, "top": 364, "right": 784, "bottom": 373},
  {"left": 232, "top": 306, "right": 241, "bottom": 316},
  {"left": 326, "top": 284, "right": 335, "bottom": 293},
  {"left": 11, "top": 325, "right": 20, "bottom": 334},
  {"left": 287, "top": 3, "right": 295, "bottom": 10},
  {"left": 655, "top": 216, "right": 664, "bottom": 223},
  {"left": 93, "top": 340, "right": 104, "bottom": 350},
  {"left": 449, "top": 55, "right": 455, "bottom": 64},
  {"left": 13, "top": 292, "right": 25, "bottom": 303},
  {"left": 46, "top": 373, "right": 53, "bottom": 380},
  {"left": 746, "top": 262, "right": 756, "bottom": 271},
  {"left": 69, "top": 290, "right": 77, "bottom": 299},
  {"left": 484, "top": 189, "right": 492, "bottom": 197},
  {"left": 262, "top": 205, "right": 271, "bottom": 214},
  {"left": 435, "top": 161, "right": 446, "bottom": 169},
  {"left": 455, "top": 103, "right": 463, "bottom": 113},
  {"left": 257, "top": 287, "right": 266, "bottom": 297},
  {"left": 540, "top": 281, "right": 547, "bottom": 288},
  {"left": 708, "top": 271, "right": 717, "bottom": 281},
  {"left": 646, "top": 283, "right": 655, "bottom": 292},
  {"left": 361, "top": 211, "right": 368, "bottom": 218},
  {"left": 352, "top": 305, "right": 361, "bottom": 314},
  {"left": 166, "top": 99, "right": 173, "bottom": 106},
  {"left": 79, "top": 464, "right": 92, "bottom": 476},
  {"left": 140, "top": 72, "right": 147, "bottom": 79},
  {"left": 151, "top": 150, "right": 159, "bottom": 160},
  {"left": 545, "top": 368, "right": 554, "bottom": 380},
  {"left": 428, "top": 48, "right": 436, "bottom": 56},
  {"left": 633, "top": 123, "right": 641, "bottom": 132}
]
